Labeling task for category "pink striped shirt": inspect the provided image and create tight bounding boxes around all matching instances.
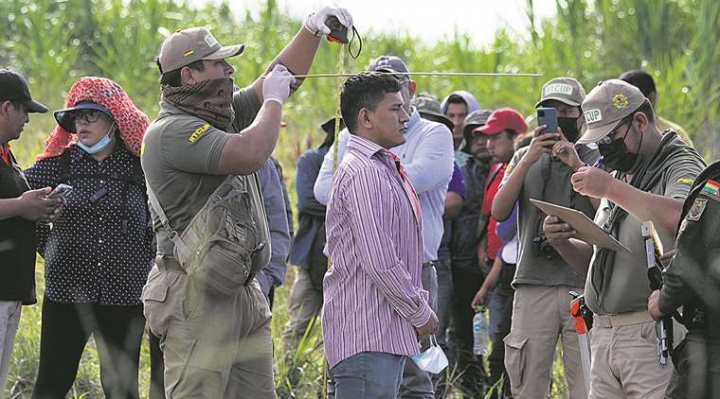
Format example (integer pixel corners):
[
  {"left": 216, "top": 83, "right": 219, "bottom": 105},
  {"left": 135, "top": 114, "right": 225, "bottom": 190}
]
[{"left": 322, "top": 134, "right": 432, "bottom": 368}]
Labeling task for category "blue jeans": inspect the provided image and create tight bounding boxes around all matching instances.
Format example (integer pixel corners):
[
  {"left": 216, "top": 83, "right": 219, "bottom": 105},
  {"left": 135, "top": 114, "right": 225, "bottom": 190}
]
[
  {"left": 331, "top": 352, "right": 406, "bottom": 399},
  {"left": 488, "top": 284, "right": 510, "bottom": 341},
  {"left": 434, "top": 259, "right": 453, "bottom": 348}
]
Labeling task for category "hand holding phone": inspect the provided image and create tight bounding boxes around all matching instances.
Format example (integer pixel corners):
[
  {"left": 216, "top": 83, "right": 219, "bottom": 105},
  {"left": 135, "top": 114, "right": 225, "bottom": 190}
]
[
  {"left": 537, "top": 107, "right": 558, "bottom": 135},
  {"left": 48, "top": 184, "right": 73, "bottom": 200}
]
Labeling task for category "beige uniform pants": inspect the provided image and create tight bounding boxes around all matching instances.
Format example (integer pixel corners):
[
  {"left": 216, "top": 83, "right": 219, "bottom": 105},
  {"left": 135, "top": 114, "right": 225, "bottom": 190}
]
[
  {"left": 589, "top": 318, "right": 672, "bottom": 399},
  {"left": 504, "top": 285, "right": 587, "bottom": 399},
  {"left": 143, "top": 265, "right": 275, "bottom": 399}
]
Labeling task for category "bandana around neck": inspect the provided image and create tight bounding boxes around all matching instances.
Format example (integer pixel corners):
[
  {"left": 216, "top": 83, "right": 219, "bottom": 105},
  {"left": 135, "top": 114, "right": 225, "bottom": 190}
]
[{"left": 162, "top": 78, "right": 235, "bottom": 130}]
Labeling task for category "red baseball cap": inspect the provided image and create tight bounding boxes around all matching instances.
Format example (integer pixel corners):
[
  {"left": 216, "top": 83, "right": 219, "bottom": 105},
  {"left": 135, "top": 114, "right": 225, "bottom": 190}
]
[{"left": 474, "top": 107, "right": 527, "bottom": 135}]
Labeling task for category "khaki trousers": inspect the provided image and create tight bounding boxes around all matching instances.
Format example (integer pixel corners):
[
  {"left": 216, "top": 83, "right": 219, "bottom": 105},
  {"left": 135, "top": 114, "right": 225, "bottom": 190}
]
[
  {"left": 589, "top": 319, "right": 672, "bottom": 399},
  {"left": 143, "top": 266, "right": 275, "bottom": 399},
  {"left": 504, "top": 285, "right": 587, "bottom": 399}
]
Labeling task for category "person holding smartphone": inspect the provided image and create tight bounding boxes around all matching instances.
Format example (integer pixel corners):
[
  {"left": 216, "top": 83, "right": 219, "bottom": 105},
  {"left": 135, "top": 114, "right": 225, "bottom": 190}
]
[
  {"left": 491, "top": 77, "right": 599, "bottom": 399},
  {"left": 0, "top": 68, "right": 61, "bottom": 396},
  {"left": 24, "top": 76, "right": 154, "bottom": 399}
]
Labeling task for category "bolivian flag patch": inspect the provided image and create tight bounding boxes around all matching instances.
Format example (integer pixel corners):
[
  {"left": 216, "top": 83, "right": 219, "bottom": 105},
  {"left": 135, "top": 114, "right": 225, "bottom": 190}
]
[{"left": 702, "top": 179, "right": 720, "bottom": 198}]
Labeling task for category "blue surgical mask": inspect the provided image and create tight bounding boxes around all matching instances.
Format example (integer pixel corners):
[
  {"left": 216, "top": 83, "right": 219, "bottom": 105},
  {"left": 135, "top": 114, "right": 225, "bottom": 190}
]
[{"left": 77, "top": 124, "right": 114, "bottom": 155}]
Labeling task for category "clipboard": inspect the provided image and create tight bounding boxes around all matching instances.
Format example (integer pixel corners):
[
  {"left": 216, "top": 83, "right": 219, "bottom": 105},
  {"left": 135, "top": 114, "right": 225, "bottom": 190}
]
[{"left": 529, "top": 198, "right": 632, "bottom": 254}]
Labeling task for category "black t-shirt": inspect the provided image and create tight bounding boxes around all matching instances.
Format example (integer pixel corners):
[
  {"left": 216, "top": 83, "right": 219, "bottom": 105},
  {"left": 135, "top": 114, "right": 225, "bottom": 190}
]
[{"left": 0, "top": 153, "right": 37, "bottom": 304}]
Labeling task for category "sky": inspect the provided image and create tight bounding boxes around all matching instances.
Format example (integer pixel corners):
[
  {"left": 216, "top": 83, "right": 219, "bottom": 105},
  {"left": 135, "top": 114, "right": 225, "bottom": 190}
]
[{"left": 189, "top": 0, "right": 558, "bottom": 46}]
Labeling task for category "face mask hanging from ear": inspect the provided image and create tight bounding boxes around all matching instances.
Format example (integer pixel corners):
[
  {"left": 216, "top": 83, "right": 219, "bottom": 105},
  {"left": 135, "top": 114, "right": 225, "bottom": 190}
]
[{"left": 77, "top": 123, "right": 115, "bottom": 155}]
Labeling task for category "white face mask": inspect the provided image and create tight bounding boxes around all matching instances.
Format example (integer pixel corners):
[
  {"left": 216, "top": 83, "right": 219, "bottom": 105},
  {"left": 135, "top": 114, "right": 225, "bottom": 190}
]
[
  {"left": 77, "top": 123, "right": 115, "bottom": 155},
  {"left": 410, "top": 335, "right": 448, "bottom": 374}
]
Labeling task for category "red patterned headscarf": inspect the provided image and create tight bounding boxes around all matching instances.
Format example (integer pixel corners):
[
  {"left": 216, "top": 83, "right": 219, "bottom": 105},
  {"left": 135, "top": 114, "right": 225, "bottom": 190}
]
[{"left": 36, "top": 77, "right": 149, "bottom": 161}]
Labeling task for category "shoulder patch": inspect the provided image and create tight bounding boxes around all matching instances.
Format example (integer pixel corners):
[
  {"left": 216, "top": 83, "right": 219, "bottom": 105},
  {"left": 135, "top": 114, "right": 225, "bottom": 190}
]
[
  {"left": 676, "top": 177, "right": 694, "bottom": 185},
  {"left": 189, "top": 124, "right": 211, "bottom": 143},
  {"left": 687, "top": 197, "right": 707, "bottom": 221}
]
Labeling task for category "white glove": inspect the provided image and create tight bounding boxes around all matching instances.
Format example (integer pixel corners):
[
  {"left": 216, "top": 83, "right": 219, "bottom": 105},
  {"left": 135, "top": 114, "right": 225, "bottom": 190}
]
[
  {"left": 303, "top": 6, "right": 353, "bottom": 37},
  {"left": 262, "top": 64, "right": 296, "bottom": 105}
]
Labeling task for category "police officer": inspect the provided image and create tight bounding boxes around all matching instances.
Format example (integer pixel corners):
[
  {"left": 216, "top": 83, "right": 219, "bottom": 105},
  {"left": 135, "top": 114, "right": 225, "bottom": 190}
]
[
  {"left": 648, "top": 161, "right": 720, "bottom": 399},
  {"left": 544, "top": 79, "right": 705, "bottom": 399}
]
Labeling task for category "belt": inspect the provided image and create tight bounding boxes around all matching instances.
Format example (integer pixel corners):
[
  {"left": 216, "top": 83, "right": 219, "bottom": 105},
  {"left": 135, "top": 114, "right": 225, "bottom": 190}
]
[
  {"left": 423, "top": 261, "right": 436, "bottom": 269},
  {"left": 594, "top": 311, "right": 654, "bottom": 328},
  {"left": 155, "top": 256, "right": 186, "bottom": 274}
]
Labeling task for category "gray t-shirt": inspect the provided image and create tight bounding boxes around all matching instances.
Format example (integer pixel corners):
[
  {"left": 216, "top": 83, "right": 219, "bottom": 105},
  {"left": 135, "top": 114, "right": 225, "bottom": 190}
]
[
  {"left": 501, "top": 144, "right": 600, "bottom": 288},
  {"left": 585, "top": 150, "right": 704, "bottom": 315},
  {"left": 141, "top": 88, "right": 262, "bottom": 258}
]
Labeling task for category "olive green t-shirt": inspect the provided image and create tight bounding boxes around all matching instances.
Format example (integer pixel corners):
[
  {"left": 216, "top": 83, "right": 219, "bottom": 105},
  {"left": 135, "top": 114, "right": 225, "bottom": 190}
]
[
  {"left": 141, "top": 88, "right": 262, "bottom": 258},
  {"left": 584, "top": 147, "right": 704, "bottom": 315},
  {"left": 501, "top": 144, "right": 600, "bottom": 288}
]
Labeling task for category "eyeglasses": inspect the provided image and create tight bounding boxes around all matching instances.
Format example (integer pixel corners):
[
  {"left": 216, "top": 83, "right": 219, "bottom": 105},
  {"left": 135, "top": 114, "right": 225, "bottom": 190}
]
[
  {"left": 71, "top": 109, "right": 104, "bottom": 125},
  {"left": 598, "top": 119, "right": 631, "bottom": 145}
]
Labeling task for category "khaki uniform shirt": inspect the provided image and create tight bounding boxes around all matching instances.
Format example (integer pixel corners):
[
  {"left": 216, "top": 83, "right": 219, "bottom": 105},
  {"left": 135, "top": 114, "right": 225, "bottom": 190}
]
[
  {"left": 141, "top": 89, "right": 262, "bottom": 258},
  {"left": 585, "top": 142, "right": 704, "bottom": 315},
  {"left": 501, "top": 144, "right": 600, "bottom": 287}
]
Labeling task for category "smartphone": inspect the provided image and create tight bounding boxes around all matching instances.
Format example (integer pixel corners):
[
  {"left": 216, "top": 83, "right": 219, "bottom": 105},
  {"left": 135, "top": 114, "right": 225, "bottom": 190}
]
[
  {"left": 48, "top": 183, "right": 73, "bottom": 199},
  {"left": 537, "top": 107, "right": 558, "bottom": 135}
]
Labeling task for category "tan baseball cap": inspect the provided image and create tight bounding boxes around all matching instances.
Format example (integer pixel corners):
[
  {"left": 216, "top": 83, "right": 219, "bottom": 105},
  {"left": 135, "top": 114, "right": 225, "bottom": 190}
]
[
  {"left": 576, "top": 79, "right": 647, "bottom": 144},
  {"left": 535, "top": 77, "right": 586, "bottom": 108},
  {"left": 158, "top": 27, "right": 245, "bottom": 73}
]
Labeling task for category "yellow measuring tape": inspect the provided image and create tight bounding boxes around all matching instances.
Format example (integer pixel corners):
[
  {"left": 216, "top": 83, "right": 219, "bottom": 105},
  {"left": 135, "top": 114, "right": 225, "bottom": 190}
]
[{"left": 323, "top": 43, "right": 345, "bottom": 399}]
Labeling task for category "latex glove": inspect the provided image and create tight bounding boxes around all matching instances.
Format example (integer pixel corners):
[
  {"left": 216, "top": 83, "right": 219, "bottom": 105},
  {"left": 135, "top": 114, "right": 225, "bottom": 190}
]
[
  {"left": 303, "top": 6, "right": 353, "bottom": 37},
  {"left": 262, "top": 64, "right": 296, "bottom": 105}
]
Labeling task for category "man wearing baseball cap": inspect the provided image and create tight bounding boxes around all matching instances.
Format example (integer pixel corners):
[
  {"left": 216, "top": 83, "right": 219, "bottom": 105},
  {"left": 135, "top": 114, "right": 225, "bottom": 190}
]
[
  {"left": 141, "top": 6, "right": 353, "bottom": 398},
  {"left": 314, "top": 55, "right": 454, "bottom": 398},
  {"left": 492, "top": 77, "right": 599, "bottom": 399},
  {"left": 544, "top": 79, "right": 705, "bottom": 398},
  {"left": 0, "top": 68, "right": 62, "bottom": 392},
  {"left": 473, "top": 108, "right": 526, "bottom": 396},
  {"left": 444, "top": 108, "right": 493, "bottom": 396}
]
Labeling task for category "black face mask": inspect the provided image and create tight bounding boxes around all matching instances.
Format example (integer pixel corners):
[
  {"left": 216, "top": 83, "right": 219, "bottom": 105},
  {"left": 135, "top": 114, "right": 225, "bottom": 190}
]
[
  {"left": 558, "top": 117, "right": 580, "bottom": 142},
  {"left": 597, "top": 123, "right": 641, "bottom": 173}
]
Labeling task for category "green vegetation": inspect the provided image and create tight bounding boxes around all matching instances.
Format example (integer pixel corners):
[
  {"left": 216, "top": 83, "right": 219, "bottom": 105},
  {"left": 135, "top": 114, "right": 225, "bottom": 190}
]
[{"left": 2, "top": 0, "right": 718, "bottom": 397}]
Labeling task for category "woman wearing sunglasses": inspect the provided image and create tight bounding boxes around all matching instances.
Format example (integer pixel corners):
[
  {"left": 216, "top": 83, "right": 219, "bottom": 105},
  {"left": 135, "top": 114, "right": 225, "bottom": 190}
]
[{"left": 24, "top": 77, "right": 154, "bottom": 399}]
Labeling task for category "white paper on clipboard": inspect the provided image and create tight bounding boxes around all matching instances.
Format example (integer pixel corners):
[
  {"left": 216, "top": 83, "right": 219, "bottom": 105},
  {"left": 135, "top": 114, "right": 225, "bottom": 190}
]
[{"left": 529, "top": 198, "right": 632, "bottom": 254}]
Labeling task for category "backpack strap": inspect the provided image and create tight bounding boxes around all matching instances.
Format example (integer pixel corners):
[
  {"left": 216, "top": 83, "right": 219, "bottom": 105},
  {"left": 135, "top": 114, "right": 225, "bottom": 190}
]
[{"left": 59, "top": 149, "right": 72, "bottom": 183}]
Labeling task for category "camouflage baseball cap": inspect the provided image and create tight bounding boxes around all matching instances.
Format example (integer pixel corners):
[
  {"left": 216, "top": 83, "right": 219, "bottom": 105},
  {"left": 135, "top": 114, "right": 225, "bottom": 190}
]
[
  {"left": 576, "top": 79, "right": 647, "bottom": 144},
  {"left": 412, "top": 94, "right": 453, "bottom": 131},
  {"left": 463, "top": 109, "right": 492, "bottom": 136},
  {"left": 535, "top": 77, "right": 586, "bottom": 108},
  {"left": 158, "top": 27, "right": 245, "bottom": 73}
]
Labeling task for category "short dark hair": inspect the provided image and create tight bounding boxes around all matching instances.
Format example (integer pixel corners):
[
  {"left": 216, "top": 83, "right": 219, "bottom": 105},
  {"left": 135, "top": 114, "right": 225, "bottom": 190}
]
[
  {"left": 157, "top": 59, "right": 205, "bottom": 87},
  {"left": 341, "top": 72, "right": 401, "bottom": 133},
  {"left": 632, "top": 99, "right": 655, "bottom": 123},
  {"left": 504, "top": 129, "right": 520, "bottom": 141},
  {"left": 446, "top": 94, "right": 467, "bottom": 107},
  {"left": 619, "top": 70, "right": 657, "bottom": 98}
]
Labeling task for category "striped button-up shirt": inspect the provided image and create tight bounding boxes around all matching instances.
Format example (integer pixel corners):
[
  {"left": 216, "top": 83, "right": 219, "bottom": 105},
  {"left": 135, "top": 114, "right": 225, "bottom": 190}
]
[{"left": 323, "top": 134, "right": 432, "bottom": 368}]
